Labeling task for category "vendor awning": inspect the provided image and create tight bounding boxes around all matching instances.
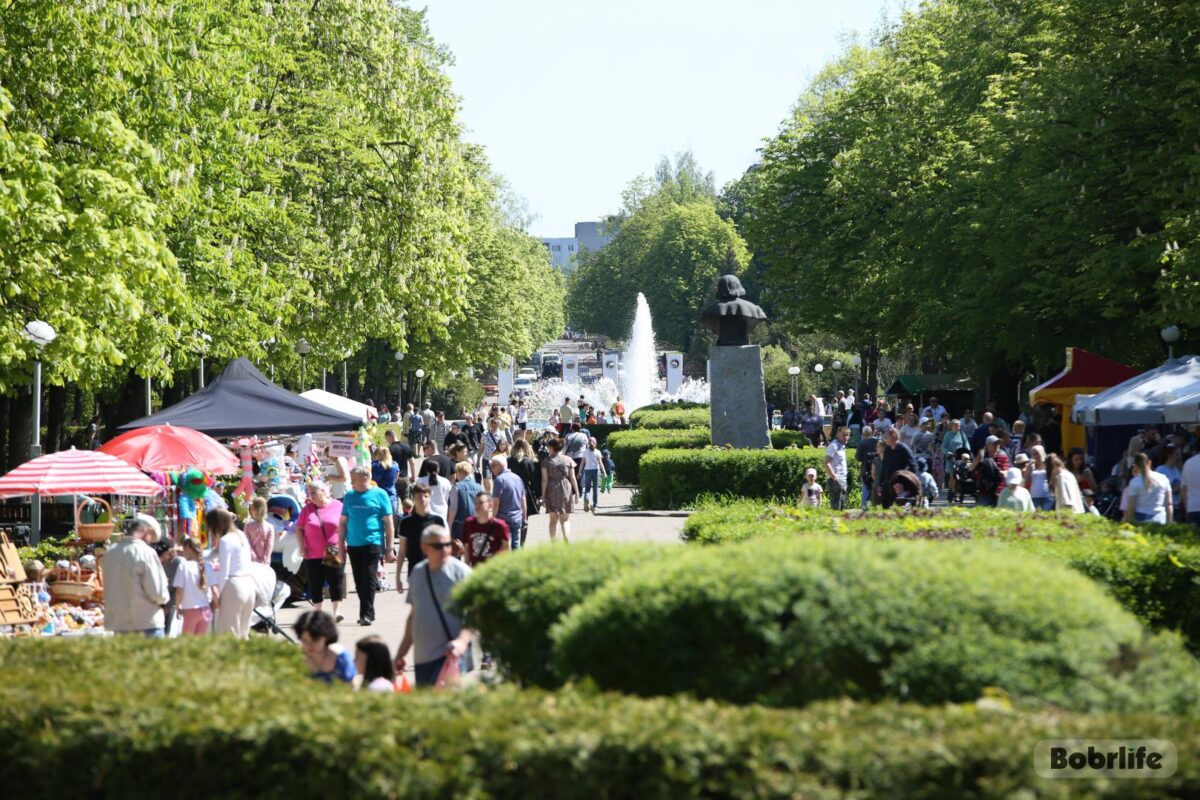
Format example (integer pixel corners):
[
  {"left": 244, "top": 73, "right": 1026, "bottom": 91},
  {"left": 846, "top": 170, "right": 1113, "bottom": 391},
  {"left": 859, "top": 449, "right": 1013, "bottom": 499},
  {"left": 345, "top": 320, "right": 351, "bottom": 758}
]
[
  {"left": 1028, "top": 347, "right": 1140, "bottom": 406},
  {"left": 118, "top": 358, "right": 362, "bottom": 437},
  {"left": 299, "top": 390, "right": 377, "bottom": 424},
  {"left": 1072, "top": 355, "right": 1200, "bottom": 426},
  {"left": 886, "top": 374, "right": 975, "bottom": 396}
]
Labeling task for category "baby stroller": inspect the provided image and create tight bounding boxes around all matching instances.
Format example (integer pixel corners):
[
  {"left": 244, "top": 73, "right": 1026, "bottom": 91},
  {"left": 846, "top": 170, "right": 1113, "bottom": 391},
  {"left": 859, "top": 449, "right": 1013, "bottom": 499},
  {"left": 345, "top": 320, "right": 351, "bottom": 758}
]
[
  {"left": 952, "top": 452, "right": 977, "bottom": 503},
  {"left": 890, "top": 469, "right": 923, "bottom": 509}
]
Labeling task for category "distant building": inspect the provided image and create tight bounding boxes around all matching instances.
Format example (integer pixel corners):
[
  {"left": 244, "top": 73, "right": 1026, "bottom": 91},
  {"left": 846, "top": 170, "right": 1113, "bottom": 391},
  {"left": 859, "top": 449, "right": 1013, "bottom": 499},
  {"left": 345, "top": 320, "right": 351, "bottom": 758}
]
[{"left": 540, "top": 221, "right": 612, "bottom": 273}]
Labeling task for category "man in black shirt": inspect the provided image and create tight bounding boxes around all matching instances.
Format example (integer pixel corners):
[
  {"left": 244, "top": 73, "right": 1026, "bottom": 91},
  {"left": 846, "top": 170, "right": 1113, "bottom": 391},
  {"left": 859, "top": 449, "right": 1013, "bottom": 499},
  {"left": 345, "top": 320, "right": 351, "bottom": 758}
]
[
  {"left": 855, "top": 425, "right": 879, "bottom": 510},
  {"left": 443, "top": 422, "right": 469, "bottom": 453},
  {"left": 385, "top": 429, "right": 416, "bottom": 500},
  {"left": 880, "top": 427, "right": 918, "bottom": 508},
  {"left": 397, "top": 483, "right": 446, "bottom": 590},
  {"left": 463, "top": 413, "right": 483, "bottom": 455},
  {"left": 419, "top": 439, "right": 454, "bottom": 483}
]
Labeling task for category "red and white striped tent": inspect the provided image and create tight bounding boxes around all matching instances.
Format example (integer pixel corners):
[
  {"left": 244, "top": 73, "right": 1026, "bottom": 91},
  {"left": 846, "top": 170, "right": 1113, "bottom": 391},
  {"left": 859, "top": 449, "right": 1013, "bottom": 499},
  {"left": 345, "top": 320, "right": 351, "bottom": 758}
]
[{"left": 0, "top": 448, "right": 164, "bottom": 498}]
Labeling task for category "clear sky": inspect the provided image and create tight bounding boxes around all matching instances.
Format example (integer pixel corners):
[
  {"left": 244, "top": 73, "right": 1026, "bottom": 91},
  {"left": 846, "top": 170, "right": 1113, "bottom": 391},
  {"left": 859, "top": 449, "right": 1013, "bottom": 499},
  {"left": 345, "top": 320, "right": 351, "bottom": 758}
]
[{"left": 418, "top": 0, "right": 898, "bottom": 238}]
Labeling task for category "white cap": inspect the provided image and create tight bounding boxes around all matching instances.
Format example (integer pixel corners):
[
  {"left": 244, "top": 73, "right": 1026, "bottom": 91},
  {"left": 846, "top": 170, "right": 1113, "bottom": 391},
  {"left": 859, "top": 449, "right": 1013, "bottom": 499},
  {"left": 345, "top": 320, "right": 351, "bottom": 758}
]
[
  {"left": 135, "top": 513, "right": 163, "bottom": 542},
  {"left": 1004, "top": 467, "right": 1023, "bottom": 487}
]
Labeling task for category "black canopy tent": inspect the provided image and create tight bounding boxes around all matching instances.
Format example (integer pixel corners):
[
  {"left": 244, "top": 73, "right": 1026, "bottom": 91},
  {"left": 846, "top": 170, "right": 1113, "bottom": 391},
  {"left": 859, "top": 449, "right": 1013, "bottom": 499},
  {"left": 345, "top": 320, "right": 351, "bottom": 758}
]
[{"left": 118, "top": 358, "right": 362, "bottom": 436}]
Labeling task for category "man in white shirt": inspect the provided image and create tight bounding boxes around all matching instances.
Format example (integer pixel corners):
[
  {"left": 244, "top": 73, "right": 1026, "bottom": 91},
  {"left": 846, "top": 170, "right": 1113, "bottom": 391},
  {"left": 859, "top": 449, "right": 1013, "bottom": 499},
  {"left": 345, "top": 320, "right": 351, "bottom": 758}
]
[
  {"left": 824, "top": 425, "right": 850, "bottom": 510},
  {"left": 102, "top": 514, "right": 170, "bottom": 637},
  {"left": 1181, "top": 448, "right": 1200, "bottom": 526},
  {"left": 921, "top": 396, "right": 948, "bottom": 426}
]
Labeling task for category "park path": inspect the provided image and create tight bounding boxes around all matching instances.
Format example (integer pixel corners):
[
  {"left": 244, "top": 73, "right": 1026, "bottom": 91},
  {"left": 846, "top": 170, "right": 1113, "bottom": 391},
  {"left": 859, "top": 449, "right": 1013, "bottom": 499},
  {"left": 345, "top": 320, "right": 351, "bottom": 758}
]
[{"left": 274, "top": 484, "right": 684, "bottom": 659}]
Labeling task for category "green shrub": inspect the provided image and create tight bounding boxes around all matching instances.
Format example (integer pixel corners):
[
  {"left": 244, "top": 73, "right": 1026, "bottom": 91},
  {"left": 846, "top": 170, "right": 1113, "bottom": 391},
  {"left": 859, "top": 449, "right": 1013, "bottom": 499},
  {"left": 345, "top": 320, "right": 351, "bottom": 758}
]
[
  {"left": 637, "top": 447, "right": 859, "bottom": 509},
  {"left": 629, "top": 406, "right": 710, "bottom": 429},
  {"left": 681, "top": 503, "right": 1200, "bottom": 651},
  {"left": 454, "top": 542, "right": 660, "bottom": 687},
  {"left": 4, "top": 638, "right": 1200, "bottom": 798},
  {"left": 769, "top": 429, "right": 811, "bottom": 449},
  {"left": 629, "top": 401, "right": 708, "bottom": 413},
  {"left": 605, "top": 428, "right": 711, "bottom": 483},
  {"left": 553, "top": 536, "right": 1200, "bottom": 713}
]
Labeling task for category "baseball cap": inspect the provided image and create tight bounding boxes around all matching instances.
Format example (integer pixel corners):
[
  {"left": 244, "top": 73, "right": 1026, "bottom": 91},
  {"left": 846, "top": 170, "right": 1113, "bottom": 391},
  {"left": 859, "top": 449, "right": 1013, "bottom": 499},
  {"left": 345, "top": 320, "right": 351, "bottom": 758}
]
[
  {"left": 135, "top": 513, "right": 163, "bottom": 543},
  {"left": 1004, "top": 467, "right": 1023, "bottom": 486},
  {"left": 985, "top": 435, "right": 1000, "bottom": 445},
  {"left": 916, "top": 457, "right": 928, "bottom": 471},
  {"left": 805, "top": 468, "right": 817, "bottom": 477}
]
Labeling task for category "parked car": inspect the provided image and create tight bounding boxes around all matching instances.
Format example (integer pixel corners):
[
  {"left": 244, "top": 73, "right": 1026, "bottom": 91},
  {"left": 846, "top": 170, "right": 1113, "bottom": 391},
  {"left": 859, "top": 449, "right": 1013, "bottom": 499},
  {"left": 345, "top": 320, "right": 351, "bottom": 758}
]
[
  {"left": 517, "top": 367, "right": 538, "bottom": 380},
  {"left": 513, "top": 377, "right": 533, "bottom": 397}
]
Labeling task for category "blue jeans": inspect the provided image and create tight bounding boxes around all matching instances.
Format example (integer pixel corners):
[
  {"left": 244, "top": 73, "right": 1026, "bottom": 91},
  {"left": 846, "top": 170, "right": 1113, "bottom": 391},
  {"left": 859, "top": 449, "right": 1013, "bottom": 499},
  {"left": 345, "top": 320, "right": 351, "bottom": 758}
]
[
  {"left": 860, "top": 479, "right": 871, "bottom": 510},
  {"left": 1135, "top": 510, "right": 1166, "bottom": 524},
  {"left": 117, "top": 628, "right": 164, "bottom": 638},
  {"left": 1033, "top": 496, "right": 1055, "bottom": 511},
  {"left": 502, "top": 515, "right": 523, "bottom": 551},
  {"left": 583, "top": 468, "right": 600, "bottom": 507}
]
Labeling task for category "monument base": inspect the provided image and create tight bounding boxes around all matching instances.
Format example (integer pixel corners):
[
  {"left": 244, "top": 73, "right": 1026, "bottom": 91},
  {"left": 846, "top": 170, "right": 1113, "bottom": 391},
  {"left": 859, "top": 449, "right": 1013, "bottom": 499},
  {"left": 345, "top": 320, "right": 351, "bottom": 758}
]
[{"left": 709, "top": 345, "right": 770, "bottom": 449}]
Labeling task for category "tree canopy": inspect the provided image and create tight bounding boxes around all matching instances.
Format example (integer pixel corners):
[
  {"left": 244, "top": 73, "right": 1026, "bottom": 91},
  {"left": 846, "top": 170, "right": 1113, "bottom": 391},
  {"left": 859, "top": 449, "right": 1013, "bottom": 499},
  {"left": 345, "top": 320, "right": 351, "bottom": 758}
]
[{"left": 740, "top": 0, "right": 1199, "bottom": 382}]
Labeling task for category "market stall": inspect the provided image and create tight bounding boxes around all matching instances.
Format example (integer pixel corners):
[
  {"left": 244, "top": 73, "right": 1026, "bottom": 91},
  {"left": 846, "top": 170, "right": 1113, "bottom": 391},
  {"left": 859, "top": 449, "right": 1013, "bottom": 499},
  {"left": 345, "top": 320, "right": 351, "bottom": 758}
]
[
  {"left": 1071, "top": 355, "right": 1200, "bottom": 426},
  {"left": 300, "top": 389, "right": 377, "bottom": 424},
  {"left": 0, "top": 449, "right": 165, "bottom": 637},
  {"left": 1028, "top": 347, "right": 1140, "bottom": 453},
  {"left": 118, "top": 358, "right": 362, "bottom": 436}
]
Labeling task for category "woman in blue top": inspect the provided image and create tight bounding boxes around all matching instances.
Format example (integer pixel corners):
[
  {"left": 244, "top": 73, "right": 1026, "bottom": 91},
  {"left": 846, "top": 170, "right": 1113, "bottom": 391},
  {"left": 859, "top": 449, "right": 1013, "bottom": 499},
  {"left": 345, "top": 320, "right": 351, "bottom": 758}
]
[
  {"left": 371, "top": 446, "right": 401, "bottom": 514},
  {"left": 297, "top": 610, "right": 356, "bottom": 684}
]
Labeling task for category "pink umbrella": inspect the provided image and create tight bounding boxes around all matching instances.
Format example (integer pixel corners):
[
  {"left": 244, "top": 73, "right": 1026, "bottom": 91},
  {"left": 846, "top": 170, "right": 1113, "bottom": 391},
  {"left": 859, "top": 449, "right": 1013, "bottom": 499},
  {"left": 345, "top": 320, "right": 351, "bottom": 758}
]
[
  {"left": 98, "top": 424, "right": 239, "bottom": 473},
  {"left": 0, "top": 448, "right": 165, "bottom": 498}
]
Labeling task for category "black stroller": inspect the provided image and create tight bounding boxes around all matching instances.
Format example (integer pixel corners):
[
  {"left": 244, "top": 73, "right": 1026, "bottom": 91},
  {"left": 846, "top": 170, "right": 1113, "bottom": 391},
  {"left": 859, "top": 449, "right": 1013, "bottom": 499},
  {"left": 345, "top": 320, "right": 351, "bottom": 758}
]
[
  {"left": 952, "top": 451, "right": 977, "bottom": 503},
  {"left": 890, "top": 469, "right": 923, "bottom": 508}
]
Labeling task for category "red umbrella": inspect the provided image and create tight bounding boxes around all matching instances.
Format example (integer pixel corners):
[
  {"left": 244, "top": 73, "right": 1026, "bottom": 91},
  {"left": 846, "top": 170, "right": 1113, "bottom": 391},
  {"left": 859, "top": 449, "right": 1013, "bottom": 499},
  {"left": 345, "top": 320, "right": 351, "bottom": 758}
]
[
  {"left": 0, "top": 448, "right": 165, "bottom": 498},
  {"left": 99, "top": 424, "right": 239, "bottom": 473}
]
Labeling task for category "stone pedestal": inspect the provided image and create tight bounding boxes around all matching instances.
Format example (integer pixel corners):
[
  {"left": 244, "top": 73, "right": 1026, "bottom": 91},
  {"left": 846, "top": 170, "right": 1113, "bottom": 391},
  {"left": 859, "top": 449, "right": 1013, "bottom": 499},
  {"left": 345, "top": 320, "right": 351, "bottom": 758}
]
[{"left": 709, "top": 345, "right": 770, "bottom": 449}]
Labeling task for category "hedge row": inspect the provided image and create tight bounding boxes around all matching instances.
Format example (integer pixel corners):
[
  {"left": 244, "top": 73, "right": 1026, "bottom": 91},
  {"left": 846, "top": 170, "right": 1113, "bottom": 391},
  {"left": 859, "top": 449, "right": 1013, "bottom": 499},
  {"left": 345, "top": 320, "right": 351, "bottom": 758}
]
[
  {"left": 682, "top": 503, "right": 1200, "bottom": 652},
  {"left": 636, "top": 447, "right": 860, "bottom": 509},
  {"left": 551, "top": 536, "right": 1200, "bottom": 714},
  {"left": 604, "top": 428, "right": 711, "bottom": 483},
  {"left": 628, "top": 406, "right": 710, "bottom": 429},
  {"left": 454, "top": 542, "right": 660, "bottom": 687},
  {"left": 5, "top": 637, "right": 1199, "bottom": 798}
]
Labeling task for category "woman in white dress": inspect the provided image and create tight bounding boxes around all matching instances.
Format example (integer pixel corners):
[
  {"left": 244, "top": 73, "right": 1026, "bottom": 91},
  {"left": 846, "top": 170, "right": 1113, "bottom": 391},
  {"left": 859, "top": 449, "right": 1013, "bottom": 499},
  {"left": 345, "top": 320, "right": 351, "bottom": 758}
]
[
  {"left": 1047, "top": 453, "right": 1085, "bottom": 514},
  {"left": 1123, "top": 452, "right": 1173, "bottom": 524}
]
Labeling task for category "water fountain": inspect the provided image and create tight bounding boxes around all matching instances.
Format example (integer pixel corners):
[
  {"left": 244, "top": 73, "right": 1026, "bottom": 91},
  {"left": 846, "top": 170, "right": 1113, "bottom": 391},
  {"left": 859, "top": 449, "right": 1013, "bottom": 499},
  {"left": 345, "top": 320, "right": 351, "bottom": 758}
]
[
  {"left": 623, "top": 293, "right": 658, "bottom": 413},
  {"left": 520, "top": 292, "right": 710, "bottom": 425}
]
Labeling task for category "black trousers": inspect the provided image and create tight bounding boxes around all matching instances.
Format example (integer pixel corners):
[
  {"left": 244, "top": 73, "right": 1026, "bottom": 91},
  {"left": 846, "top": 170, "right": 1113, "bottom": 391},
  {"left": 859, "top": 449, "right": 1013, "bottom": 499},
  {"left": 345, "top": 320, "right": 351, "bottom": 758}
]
[
  {"left": 346, "top": 545, "right": 381, "bottom": 622},
  {"left": 303, "top": 558, "right": 346, "bottom": 604}
]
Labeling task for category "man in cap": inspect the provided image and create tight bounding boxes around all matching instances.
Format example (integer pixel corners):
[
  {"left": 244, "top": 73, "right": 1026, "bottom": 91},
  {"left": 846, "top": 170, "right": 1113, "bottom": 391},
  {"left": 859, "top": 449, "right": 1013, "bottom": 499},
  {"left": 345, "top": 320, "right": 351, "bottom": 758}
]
[
  {"left": 998, "top": 467, "right": 1034, "bottom": 511},
  {"left": 102, "top": 514, "right": 170, "bottom": 637}
]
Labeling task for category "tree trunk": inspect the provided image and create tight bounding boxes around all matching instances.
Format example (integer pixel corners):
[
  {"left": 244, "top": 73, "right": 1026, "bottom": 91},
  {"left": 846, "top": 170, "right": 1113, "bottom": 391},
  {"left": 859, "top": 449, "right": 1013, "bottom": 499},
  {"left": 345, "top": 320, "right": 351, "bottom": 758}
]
[
  {"left": 989, "top": 367, "right": 1021, "bottom": 422},
  {"left": 99, "top": 371, "right": 151, "bottom": 443},
  {"left": 866, "top": 339, "right": 880, "bottom": 399},
  {"left": 0, "top": 395, "right": 10, "bottom": 469},
  {"left": 7, "top": 386, "right": 33, "bottom": 470},
  {"left": 46, "top": 385, "right": 67, "bottom": 453}
]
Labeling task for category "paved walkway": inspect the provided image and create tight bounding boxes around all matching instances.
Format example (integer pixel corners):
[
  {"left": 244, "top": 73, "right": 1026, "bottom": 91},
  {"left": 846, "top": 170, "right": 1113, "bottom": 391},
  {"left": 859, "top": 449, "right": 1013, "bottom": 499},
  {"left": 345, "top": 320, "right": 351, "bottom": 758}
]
[{"left": 273, "top": 486, "right": 684, "bottom": 671}]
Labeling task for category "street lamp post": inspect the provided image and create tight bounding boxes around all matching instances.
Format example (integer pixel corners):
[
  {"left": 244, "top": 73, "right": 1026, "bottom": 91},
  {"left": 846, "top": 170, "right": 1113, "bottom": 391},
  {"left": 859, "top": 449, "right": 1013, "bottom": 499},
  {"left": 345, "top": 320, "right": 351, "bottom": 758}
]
[
  {"left": 343, "top": 354, "right": 351, "bottom": 398},
  {"left": 198, "top": 332, "right": 212, "bottom": 388},
  {"left": 813, "top": 363, "right": 824, "bottom": 404},
  {"left": 394, "top": 350, "right": 405, "bottom": 408},
  {"left": 415, "top": 368, "right": 426, "bottom": 408},
  {"left": 295, "top": 338, "right": 312, "bottom": 390},
  {"left": 831, "top": 360, "right": 843, "bottom": 397},
  {"left": 1161, "top": 325, "right": 1181, "bottom": 360},
  {"left": 787, "top": 366, "right": 801, "bottom": 407},
  {"left": 22, "top": 320, "right": 56, "bottom": 545}
]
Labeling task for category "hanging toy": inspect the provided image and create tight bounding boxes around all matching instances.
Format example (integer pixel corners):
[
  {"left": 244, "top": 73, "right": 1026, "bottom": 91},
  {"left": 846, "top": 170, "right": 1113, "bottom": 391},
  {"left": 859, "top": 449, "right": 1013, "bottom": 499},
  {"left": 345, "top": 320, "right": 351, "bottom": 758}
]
[
  {"left": 352, "top": 426, "right": 371, "bottom": 468},
  {"left": 176, "top": 467, "right": 209, "bottom": 539},
  {"left": 233, "top": 438, "right": 255, "bottom": 503}
]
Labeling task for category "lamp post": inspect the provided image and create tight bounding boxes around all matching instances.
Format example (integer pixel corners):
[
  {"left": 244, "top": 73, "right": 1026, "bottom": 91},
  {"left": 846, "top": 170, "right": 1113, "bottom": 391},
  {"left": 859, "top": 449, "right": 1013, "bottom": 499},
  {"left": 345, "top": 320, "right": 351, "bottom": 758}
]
[
  {"left": 813, "top": 363, "right": 824, "bottom": 404},
  {"left": 415, "top": 368, "right": 426, "bottom": 408},
  {"left": 1161, "top": 325, "right": 1181, "bottom": 360},
  {"left": 787, "top": 366, "right": 801, "bottom": 407},
  {"left": 198, "top": 332, "right": 212, "bottom": 388},
  {"left": 295, "top": 338, "right": 312, "bottom": 389},
  {"left": 22, "top": 320, "right": 56, "bottom": 545},
  {"left": 831, "top": 360, "right": 843, "bottom": 396},
  {"left": 343, "top": 353, "right": 352, "bottom": 397},
  {"left": 393, "top": 350, "right": 405, "bottom": 408}
]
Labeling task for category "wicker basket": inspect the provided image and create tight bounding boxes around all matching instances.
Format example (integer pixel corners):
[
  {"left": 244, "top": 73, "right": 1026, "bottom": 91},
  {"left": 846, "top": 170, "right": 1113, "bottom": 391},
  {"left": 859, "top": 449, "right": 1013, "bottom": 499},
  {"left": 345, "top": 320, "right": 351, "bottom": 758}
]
[
  {"left": 75, "top": 497, "right": 115, "bottom": 543},
  {"left": 48, "top": 564, "right": 99, "bottom": 604}
]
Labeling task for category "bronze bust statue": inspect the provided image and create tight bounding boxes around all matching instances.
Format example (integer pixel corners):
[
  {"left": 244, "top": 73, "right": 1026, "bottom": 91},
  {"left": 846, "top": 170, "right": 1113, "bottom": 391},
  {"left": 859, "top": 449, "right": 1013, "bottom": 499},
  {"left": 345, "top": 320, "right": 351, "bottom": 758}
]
[{"left": 700, "top": 275, "right": 767, "bottom": 346}]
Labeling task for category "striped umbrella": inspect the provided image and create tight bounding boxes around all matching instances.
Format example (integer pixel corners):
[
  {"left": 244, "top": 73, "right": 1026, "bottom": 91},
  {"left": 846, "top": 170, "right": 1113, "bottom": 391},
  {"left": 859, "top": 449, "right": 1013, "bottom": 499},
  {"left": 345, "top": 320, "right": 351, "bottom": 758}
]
[{"left": 0, "top": 448, "right": 165, "bottom": 498}]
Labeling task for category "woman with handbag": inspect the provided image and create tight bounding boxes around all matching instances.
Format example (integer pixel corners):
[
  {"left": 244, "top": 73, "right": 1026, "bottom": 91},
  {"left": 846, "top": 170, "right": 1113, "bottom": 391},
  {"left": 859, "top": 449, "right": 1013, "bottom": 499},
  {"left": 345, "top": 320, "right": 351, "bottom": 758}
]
[{"left": 296, "top": 480, "right": 346, "bottom": 623}]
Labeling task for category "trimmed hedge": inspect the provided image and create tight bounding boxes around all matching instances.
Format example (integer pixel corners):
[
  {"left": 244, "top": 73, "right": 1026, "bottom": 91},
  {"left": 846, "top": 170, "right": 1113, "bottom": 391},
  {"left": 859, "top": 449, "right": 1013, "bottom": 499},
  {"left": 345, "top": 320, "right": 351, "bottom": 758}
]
[
  {"left": 629, "top": 406, "right": 710, "bottom": 429},
  {"left": 4, "top": 638, "right": 1200, "bottom": 798},
  {"left": 630, "top": 400, "right": 708, "bottom": 413},
  {"left": 682, "top": 503, "right": 1200, "bottom": 652},
  {"left": 553, "top": 536, "right": 1200, "bottom": 713},
  {"left": 770, "top": 429, "right": 811, "bottom": 449},
  {"left": 605, "top": 428, "right": 711, "bottom": 483},
  {"left": 454, "top": 542, "right": 661, "bottom": 687},
  {"left": 637, "top": 447, "right": 859, "bottom": 509}
]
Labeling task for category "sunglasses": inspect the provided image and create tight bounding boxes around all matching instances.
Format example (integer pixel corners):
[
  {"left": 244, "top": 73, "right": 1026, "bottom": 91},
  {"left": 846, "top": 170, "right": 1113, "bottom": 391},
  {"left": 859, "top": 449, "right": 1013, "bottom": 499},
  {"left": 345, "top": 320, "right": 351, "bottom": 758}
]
[{"left": 427, "top": 542, "right": 453, "bottom": 550}]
